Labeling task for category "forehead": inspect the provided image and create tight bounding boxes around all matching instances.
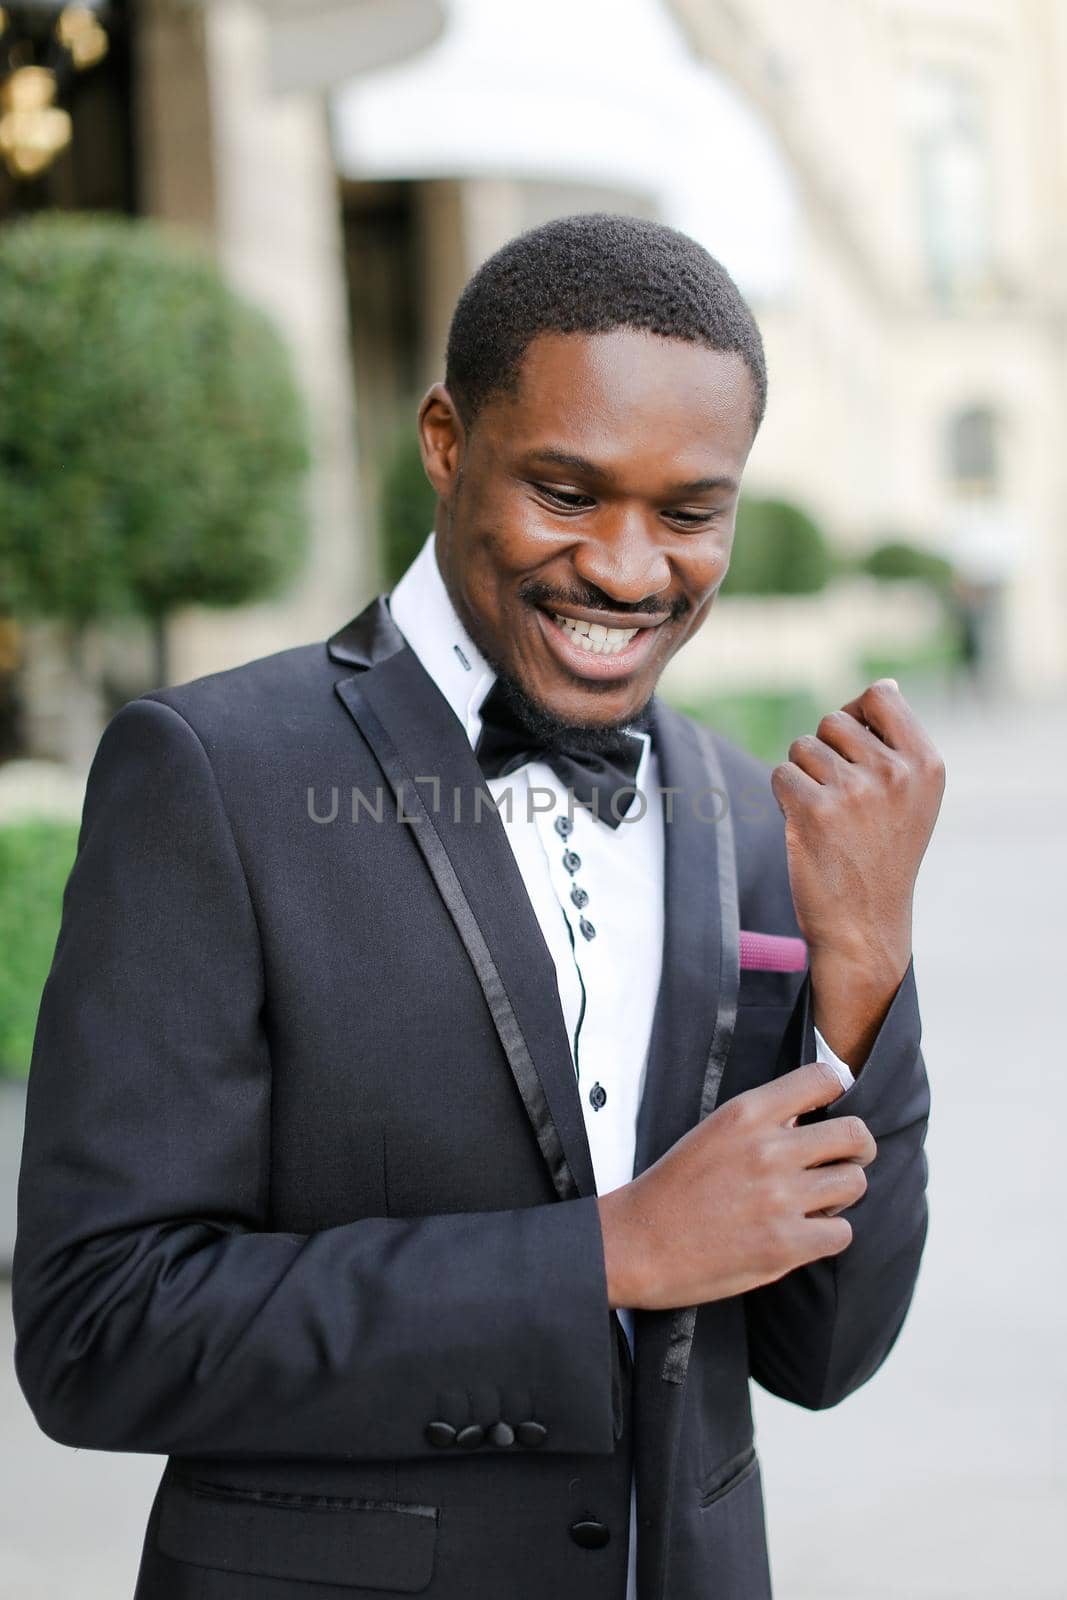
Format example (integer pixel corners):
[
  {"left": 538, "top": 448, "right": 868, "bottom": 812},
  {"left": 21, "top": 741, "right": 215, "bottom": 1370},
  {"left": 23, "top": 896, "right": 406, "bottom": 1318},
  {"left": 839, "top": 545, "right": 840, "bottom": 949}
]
[{"left": 480, "top": 327, "right": 757, "bottom": 471}]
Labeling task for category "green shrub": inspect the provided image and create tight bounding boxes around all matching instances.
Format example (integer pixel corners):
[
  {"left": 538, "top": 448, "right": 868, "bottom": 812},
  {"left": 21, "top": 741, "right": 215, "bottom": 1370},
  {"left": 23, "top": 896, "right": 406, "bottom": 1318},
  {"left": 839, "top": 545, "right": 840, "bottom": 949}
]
[
  {"left": 724, "top": 496, "right": 834, "bottom": 595},
  {"left": 0, "top": 212, "right": 311, "bottom": 674},
  {"left": 858, "top": 626, "right": 964, "bottom": 684},
  {"left": 0, "top": 820, "right": 79, "bottom": 1079},
  {"left": 667, "top": 688, "right": 822, "bottom": 766},
  {"left": 379, "top": 424, "right": 436, "bottom": 586},
  {"left": 859, "top": 540, "right": 954, "bottom": 590}
]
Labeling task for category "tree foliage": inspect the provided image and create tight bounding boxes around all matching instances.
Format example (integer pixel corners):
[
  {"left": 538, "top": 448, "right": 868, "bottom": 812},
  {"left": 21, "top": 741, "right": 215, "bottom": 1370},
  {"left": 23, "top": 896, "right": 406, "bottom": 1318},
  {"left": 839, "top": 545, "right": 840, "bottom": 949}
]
[
  {"left": 379, "top": 421, "right": 436, "bottom": 587},
  {"left": 723, "top": 495, "right": 834, "bottom": 595},
  {"left": 859, "top": 539, "right": 954, "bottom": 590},
  {"left": 0, "top": 212, "right": 311, "bottom": 631}
]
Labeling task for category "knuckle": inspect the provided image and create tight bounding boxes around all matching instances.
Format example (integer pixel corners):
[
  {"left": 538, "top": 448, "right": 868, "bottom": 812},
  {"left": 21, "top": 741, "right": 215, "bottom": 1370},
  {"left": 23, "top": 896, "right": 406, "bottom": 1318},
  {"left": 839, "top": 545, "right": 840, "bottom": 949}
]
[
  {"left": 716, "top": 1092, "right": 749, "bottom": 1134},
  {"left": 816, "top": 711, "right": 844, "bottom": 739},
  {"left": 827, "top": 1217, "right": 854, "bottom": 1254},
  {"left": 758, "top": 1216, "right": 792, "bottom": 1271},
  {"left": 812, "top": 1057, "right": 843, "bottom": 1097},
  {"left": 843, "top": 1115, "right": 870, "bottom": 1150},
  {"left": 770, "top": 763, "right": 793, "bottom": 797},
  {"left": 751, "top": 1135, "right": 778, "bottom": 1174},
  {"left": 922, "top": 749, "right": 947, "bottom": 788}
]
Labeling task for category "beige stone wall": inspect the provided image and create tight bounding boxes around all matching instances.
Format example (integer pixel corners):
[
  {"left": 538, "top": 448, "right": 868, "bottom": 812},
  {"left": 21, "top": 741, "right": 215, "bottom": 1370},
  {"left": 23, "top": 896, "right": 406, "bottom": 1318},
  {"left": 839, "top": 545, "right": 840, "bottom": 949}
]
[
  {"left": 133, "top": 0, "right": 371, "bottom": 692},
  {"left": 670, "top": 0, "right": 1067, "bottom": 693}
]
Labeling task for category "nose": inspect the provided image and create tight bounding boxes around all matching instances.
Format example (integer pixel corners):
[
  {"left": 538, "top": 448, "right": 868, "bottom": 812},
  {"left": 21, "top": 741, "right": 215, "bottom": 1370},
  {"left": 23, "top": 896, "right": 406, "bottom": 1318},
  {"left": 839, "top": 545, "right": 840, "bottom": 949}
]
[{"left": 569, "top": 511, "right": 672, "bottom": 608}]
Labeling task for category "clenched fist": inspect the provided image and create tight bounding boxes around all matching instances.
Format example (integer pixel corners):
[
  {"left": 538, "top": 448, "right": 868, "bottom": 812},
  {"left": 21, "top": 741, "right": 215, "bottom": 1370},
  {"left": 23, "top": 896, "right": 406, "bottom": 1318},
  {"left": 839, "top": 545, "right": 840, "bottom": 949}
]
[{"left": 771, "top": 678, "right": 945, "bottom": 1064}]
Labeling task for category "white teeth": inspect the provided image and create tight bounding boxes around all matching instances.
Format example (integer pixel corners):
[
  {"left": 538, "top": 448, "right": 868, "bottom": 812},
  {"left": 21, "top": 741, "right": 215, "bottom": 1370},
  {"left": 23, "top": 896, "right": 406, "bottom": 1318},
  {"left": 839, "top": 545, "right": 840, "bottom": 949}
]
[{"left": 552, "top": 614, "right": 639, "bottom": 655}]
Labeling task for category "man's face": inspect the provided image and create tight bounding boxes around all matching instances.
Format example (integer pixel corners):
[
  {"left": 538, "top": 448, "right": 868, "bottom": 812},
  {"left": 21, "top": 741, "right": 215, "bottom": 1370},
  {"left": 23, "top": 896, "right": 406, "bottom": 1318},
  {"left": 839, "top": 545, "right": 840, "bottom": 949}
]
[{"left": 419, "top": 327, "right": 758, "bottom": 731}]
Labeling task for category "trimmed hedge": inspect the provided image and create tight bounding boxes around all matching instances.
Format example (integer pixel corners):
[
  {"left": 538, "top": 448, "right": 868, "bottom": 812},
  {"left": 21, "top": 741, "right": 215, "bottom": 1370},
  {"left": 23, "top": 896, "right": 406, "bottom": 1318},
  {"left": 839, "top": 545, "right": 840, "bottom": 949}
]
[
  {"left": 379, "top": 424, "right": 436, "bottom": 587},
  {"left": 859, "top": 540, "right": 954, "bottom": 590},
  {"left": 0, "top": 819, "right": 79, "bottom": 1079},
  {"left": 724, "top": 496, "right": 834, "bottom": 596},
  {"left": 0, "top": 212, "right": 311, "bottom": 635}
]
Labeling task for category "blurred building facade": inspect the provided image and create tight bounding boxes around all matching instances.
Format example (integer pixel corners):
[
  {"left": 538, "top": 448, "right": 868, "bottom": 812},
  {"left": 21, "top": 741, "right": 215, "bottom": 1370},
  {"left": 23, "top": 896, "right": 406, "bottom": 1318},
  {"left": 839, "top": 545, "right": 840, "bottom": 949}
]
[
  {"left": 3, "top": 0, "right": 1065, "bottom": 761},
  {"left": 670, "top": 0, "right": 1067, "bottom": 695}
]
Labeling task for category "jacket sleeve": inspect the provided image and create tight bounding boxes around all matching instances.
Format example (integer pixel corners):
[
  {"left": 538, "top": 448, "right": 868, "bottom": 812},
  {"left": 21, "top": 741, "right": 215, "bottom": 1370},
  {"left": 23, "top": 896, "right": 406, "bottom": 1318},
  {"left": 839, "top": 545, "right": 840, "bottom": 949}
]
[
  {"left": 743, "top": 959, "right": 930, "bottom": 1409},
  {"left": 12, "top": 696, "right": 617, "bottom": 1461}
]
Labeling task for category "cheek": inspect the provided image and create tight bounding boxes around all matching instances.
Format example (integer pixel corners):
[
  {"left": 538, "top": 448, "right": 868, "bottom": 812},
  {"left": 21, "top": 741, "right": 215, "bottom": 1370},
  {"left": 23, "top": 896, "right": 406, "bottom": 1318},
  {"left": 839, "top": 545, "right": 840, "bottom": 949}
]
[{"left": 680, "top": 542, "right": 731, "bottom": 608}]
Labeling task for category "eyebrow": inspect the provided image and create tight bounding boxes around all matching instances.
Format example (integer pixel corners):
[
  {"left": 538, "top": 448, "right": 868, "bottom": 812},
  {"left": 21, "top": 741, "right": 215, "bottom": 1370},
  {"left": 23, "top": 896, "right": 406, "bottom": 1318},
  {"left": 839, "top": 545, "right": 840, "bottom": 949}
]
[{"left": 524, "top": 448, "right": 738, "bottom": 496}]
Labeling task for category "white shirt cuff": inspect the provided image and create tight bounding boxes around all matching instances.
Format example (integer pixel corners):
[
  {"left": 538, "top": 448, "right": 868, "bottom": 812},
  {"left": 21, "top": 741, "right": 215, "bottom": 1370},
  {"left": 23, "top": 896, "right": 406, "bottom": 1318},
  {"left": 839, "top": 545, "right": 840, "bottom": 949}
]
[{"left": 813, "top": 1026, "right": 855, "bottom": 1090}]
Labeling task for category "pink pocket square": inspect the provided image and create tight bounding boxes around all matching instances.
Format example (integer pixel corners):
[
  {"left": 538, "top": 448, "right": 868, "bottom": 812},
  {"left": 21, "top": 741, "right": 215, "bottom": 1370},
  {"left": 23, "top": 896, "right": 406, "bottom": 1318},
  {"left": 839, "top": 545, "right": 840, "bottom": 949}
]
[{"left": 739, "top": 931, "right": 808, "bottom": 973}]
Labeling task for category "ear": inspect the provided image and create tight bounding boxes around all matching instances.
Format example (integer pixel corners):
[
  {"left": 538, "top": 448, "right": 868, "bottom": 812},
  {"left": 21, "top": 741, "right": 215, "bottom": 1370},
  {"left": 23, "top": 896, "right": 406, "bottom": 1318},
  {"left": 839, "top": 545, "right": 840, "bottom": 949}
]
[{"left": 417, "top": 383, "right": 465, "bottom": 501}]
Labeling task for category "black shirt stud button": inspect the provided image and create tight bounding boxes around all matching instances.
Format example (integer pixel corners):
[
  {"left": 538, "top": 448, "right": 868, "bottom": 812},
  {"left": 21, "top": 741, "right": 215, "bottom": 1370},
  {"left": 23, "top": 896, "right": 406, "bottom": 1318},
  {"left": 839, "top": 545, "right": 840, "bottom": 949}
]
[
  {"left": 456, "top": 1423, "right": 485, "bottom": 1450},
  {"left": 570, "top": 885, "right": 589, "bottom": 909},
  {"left": 569, "top": 1519, "right": 611, "bottom": 1550},
  {"left": 488, "top": 1420, "right": 515, "bottom": 1448},
  {"left": 425, "top": 1420, "right": 457, "bottom": 1448},
  {"left": 579, "top": 916, "right": 596, "bottom": 940},
  {"left": 554, "top": 816, "right": 573, "bottom": 838},
  {"left": 562, "top": 850, "right": 582, "bottom": 875},
  {"left": 589, "top": 1082, "right": 607, "bottom": 1111},
  {"left": 515, "top": 1420, "right": 548, "bottom": 1448}
]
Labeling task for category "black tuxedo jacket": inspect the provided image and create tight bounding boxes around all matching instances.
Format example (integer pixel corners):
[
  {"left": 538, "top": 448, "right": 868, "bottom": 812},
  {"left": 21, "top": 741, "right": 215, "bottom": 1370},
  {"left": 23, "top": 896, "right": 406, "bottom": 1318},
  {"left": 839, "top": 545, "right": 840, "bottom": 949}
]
[{"left": 12, "top": 597, "right": 930, "bottom": 1600}]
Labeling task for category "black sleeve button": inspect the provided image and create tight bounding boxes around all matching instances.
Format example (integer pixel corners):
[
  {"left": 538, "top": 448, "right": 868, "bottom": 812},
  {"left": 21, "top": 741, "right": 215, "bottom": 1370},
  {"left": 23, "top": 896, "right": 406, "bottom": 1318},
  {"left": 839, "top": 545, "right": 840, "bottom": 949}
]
[
  {"left": 569, "top": 1519, "right": 611, "bottom": 1549},
  {"left": 515, "top": 1420, "right": 548, "bottom": 1448},
  {"left": 456, "top": 1423, "right": 486, "bottom": 1450},
  {"left": 488, "top": 1420, "right": 515, "bottom": 1448},
  {"left": 425, "top": 1420, "right": 457, "bottom": 1448}
]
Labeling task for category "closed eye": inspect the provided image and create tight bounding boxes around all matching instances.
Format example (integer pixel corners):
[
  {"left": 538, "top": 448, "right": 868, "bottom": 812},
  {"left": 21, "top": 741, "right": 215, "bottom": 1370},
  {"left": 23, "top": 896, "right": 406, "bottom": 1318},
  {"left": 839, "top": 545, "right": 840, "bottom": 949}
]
[
  {"left": 533, "top": 484, "right": 596, "bottom": 511},
  {"left": 664, "top": 508, "right": 724, "bottom": 528}
]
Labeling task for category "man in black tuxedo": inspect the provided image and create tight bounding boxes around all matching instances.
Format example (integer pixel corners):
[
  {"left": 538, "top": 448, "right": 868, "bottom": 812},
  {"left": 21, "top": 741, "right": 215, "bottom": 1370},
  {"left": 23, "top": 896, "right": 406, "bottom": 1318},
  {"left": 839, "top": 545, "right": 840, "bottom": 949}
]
[{"left": 13, "top": 213, "right": 943, "bottom": 1600}]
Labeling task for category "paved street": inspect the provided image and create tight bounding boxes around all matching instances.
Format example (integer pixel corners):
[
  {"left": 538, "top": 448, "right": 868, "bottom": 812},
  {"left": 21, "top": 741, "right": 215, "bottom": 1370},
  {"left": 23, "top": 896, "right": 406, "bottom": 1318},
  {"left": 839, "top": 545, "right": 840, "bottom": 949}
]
[{"left": 2, "top": 689, "right": 1064, "bottom": 1599}]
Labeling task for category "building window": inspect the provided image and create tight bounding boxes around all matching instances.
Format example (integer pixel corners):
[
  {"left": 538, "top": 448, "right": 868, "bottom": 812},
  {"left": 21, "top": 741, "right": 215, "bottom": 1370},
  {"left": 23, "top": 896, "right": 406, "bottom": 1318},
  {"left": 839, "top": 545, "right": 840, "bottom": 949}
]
[
  {"left": 947, "top": 405, "right": 998, "bottom": 497},
  {"left": 907, "top": 65, "right": 994, "bottom": 303}
]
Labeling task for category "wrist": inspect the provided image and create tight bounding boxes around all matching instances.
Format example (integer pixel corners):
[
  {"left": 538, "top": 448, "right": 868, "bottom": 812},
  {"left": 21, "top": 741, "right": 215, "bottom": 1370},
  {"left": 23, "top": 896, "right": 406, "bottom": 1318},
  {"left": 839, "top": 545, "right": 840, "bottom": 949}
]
[
  {"left": 596, "top": 1186, "right": 648, "bottom": 1311},
  {"left": 808, "top": 925, "right": 911, "bottom": 993},
  {"left": 808, "top": 943, "right": 910, "bottom": 1068}
]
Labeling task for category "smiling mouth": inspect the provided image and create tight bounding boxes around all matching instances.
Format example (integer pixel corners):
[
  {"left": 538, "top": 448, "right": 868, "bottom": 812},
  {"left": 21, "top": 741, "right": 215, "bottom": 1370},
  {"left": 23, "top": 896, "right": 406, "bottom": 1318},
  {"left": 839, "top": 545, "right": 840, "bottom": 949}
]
[{"left": 550, "top": 612, "right": 641, "bottom": 657}]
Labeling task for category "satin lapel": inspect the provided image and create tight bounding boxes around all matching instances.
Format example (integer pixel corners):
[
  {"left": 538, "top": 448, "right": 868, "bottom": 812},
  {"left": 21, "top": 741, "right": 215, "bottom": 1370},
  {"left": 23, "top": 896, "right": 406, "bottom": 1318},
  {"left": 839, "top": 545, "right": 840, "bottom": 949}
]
[
  {"left": 331, "top": 636, "right": 597, "bottom": 1204},
  {"left": 632, "top": 703, "right": 742, "bottom": 1389},
  {"left": 634, "top": 701, "right": 735, "bottom": 1179}
]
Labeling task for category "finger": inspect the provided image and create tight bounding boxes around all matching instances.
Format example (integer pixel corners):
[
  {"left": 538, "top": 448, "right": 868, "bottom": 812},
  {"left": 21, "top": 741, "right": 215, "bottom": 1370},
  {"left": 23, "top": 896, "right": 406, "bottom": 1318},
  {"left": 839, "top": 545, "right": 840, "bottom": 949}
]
[
  {"left": 786, "top": 732, "right": 852, "bottom": 786},
  {"left": 757, "top": 1059, "right": 848, "bottom": 1125},
  {"left": 801, "top": 1159, "right": 869, "bottom": 1216},
  {"left": 799, "top": 1215, "right": 854, "bottom": 1260},
  {"left": 838, "top": 678, "right": 924, "bottom": 754},
  {"left": 811, "top": 708, "right": 894, "bottom": 766},
  {"left": 770, "top": 759, "right": 823, "bottom": 815},
  {"left": 791, "top": 1114, "right": 877, "bottom": 1168}
]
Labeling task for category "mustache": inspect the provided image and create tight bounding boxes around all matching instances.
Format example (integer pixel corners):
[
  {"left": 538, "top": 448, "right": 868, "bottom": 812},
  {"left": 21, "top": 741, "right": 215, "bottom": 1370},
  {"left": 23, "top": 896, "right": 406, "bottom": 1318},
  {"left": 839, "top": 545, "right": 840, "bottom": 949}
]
[{"left": 519, "top": 578, "right": 686, "bottom": 622}]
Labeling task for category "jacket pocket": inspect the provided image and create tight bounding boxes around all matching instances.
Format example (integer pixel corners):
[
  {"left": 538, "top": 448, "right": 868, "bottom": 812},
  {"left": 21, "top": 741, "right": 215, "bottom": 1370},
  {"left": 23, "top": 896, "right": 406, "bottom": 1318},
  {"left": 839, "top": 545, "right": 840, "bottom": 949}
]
[
  {"left": 157, "top": 1473, "right": 438, "bottom": 1593},
  {"left": 697, "top": 1443, "right": 758, "bottom": 1509}
]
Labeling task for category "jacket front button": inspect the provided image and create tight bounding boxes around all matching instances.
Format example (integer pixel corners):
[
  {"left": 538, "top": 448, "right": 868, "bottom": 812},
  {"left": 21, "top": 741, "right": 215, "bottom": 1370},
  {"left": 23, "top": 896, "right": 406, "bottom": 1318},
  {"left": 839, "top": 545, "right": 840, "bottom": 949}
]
[
  {"left": 515, "top": 1420, "right": 547, "bottom": 1448},
  {"left": 569, "top": 1519, "right": 611, "bottom": 1549},
  {"left": 488, "top": 1421, "right": 515, "bottom": 1447},
  {"left": 456, "top": 1423, "right": 485, "bottom": 1450},
  {"left": 425, "top": 1421, "right": 457, "bottom": 1448}
]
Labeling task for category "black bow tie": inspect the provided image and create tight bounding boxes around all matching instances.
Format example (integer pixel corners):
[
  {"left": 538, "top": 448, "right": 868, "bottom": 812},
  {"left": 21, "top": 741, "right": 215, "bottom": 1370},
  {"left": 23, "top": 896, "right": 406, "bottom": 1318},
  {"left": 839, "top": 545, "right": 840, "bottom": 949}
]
[{"left": 473, "top": 678, "right": 646, "bottom": 829}]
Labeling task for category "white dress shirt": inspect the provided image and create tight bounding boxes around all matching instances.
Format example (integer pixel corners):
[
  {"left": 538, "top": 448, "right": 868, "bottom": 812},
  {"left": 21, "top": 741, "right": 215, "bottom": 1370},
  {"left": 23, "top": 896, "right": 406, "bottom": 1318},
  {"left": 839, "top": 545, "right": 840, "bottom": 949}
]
[{"left": 389, "top": 532, "right": 852, "bottom": 1600}]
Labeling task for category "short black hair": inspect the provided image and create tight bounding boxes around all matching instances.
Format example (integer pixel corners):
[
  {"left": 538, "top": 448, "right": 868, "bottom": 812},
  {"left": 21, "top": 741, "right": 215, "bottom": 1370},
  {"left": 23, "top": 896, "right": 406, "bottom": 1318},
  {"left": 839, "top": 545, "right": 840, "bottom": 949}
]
[{"left": 444, "top": 211, "right": 767, "bottom": 435}]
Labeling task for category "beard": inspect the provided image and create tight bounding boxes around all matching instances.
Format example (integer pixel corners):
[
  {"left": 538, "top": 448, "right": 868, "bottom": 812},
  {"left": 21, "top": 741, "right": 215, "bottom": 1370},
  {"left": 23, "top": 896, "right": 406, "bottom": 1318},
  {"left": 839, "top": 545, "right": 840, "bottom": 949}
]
[{"left": 474, "top": 641, "right": 655, "bottom": 754}]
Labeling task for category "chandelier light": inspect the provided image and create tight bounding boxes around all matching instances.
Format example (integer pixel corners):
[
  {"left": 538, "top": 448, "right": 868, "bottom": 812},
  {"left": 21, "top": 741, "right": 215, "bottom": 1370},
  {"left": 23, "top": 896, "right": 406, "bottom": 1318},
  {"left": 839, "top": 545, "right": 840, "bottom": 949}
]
[{"left": 0, "top": 3, "right": 111, "bottom": 180}]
